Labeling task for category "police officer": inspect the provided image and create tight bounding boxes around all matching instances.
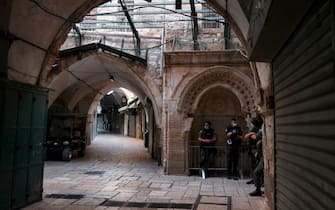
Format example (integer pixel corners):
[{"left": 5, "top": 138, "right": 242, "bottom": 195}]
[
  {"left": 249, "top": 130, "right": 264, "bottom": 196},
  {"left": 198, "top": 121, "right": 217, "bottom": 179},
  {"left": 244, "top": 117, "right": 263, "bottom": 184},
  {"left": 225, "top": 118, "right": 243, "bottom": 180}
]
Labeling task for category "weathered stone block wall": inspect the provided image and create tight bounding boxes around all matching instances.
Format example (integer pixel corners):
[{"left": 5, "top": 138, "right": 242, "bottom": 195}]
[
  {"left": 166, "top": 113, "right": 187, "bottom": 174},
  {"left": 165, "top": 28, "right": 241, "bottom": 51}
]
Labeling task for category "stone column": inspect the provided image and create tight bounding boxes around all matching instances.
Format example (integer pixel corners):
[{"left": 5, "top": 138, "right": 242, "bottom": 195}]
[
  {"left": 86, "top": 113, "right": 95, "bottom": 145},
  {"left": 261, "top": 109, "right": 274, "bottom": 210},
  {"left": 256, "top": 62, "right": 274, "bottom": 210},
  {"left": 165, "top": 100, "right": 186, "bottom": 175}
]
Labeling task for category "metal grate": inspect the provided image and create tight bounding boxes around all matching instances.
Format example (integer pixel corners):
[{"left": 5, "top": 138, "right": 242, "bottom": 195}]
[
  {"left": 45, "top": 194, "right": 84, "bottom": 199},
  {"left": 147, "top": 203, "right": 172, "bottom": 208},
  {"left": 125, "top": 202, "right": 147, "bottom": 208},
  {"left": 84, "top": 171, "right": 105, "bottom": 175},
  {"left": 44, "top": 194, "right": 231, "bottom": 209},
  {"left": 101, "top": 200, "right": 193, "bottom": 209}
]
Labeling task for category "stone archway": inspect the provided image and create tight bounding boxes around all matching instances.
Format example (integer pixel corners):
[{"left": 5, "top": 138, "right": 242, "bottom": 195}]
[
  {"left": 178, "top": 66, "right": 258, "bottom": 117},
  {"left": 189, "top": 86, "right": 244, "bottom": 142},
  {"left": 47, "top": 52, "right": 163, "bottom": 128},
  {"left": 187, "top": 86, "right": 245, "bottom": 174},
  {"left": 177, "top": 67, "right": 257, "bottom": 173},
  {"left": 163, "top": 50, "right": 259, "bottom": 174}
]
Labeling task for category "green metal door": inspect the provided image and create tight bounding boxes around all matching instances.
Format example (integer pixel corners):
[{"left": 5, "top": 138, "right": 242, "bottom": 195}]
[
  {"left": 12, "top": 92, "right": 32, "bottom": 208},
  {"left": 0, "top": 85, "right": 18, "bottom": 209},
  {"left": 27, "top": 93, "right": 47, "bottom": 204},
  {"left": 0, "top": 79, "right": 48, "bottom": 210}
]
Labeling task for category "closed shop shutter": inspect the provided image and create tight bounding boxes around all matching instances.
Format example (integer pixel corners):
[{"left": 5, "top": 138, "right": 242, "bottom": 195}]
[
  {"left": 128, "top": 115, "right": 136, "bottom": 138},
  {"left": 273, "top": 0, "right": 335, "bottom": 209}
]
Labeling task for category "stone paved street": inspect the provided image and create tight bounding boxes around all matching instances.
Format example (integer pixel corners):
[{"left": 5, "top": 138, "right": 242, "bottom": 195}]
[{"left": 24, "top": 134, "right": 267, "bottom": 210}]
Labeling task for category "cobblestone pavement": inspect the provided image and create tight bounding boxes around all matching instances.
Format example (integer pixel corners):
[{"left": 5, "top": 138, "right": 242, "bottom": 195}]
[{"left": 24, "top": 134, "right": 268, "bottom": 210}]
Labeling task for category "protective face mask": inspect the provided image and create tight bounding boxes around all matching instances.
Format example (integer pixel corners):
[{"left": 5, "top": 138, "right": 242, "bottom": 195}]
[
  {"left": 232, "top": 123, "right": 237, "bottom": 127},
  {"left": 204, "top": 125, "right": 209, "bottom": 129}
]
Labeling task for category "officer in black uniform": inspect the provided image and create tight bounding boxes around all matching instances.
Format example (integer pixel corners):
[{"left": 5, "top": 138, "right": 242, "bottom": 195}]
[
  {"left": 198, "top": 121, "right": 217, "bottom": 179},
  {"left": 225, "top": 118, "right": 243, "bottom": 180}
]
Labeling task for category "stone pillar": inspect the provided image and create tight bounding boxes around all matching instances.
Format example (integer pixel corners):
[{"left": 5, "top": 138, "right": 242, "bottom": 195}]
[
  {"left": 261, "top": 109, "right": 274, "bottom": 210},
  {"left": 256, "top": 62, "right": 274, "bottom": 210},
  {"left": 162, "top": 104, "right": 168, "bottom": 173},
  {"left": 86, "top": 113, "right": 95, "bottom": 145},
  {"left": 154, "top": 127, "right": 162, "bottom": 163},
  {"left": 165, "top": 100, "right": 186, "bottom": 175}
]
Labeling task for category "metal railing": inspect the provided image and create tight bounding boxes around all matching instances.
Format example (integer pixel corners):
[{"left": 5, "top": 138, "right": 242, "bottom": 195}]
[
  {"left": 188, "top": 142, "right": 251, "bottom": 176},
  {"left": 188, "top": 145, "right": 226, "bottom": 170}
]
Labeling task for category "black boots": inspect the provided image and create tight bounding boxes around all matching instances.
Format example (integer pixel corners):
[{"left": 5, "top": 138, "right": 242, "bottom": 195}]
[
  {"left": 249, "top": 189, "right": 263, "bottom": 196},
  {"left": 246, "top": 179, "right": 254, "bottom": 184}
]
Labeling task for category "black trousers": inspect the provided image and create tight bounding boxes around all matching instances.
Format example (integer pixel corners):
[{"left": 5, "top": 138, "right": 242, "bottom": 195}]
[
  {"left": 254, "top": 157, "right": 264, "bottom": 190},
  {"left": 227, "top": 145, "right": 240, "bottom": 176},
  {"left": 200, "top": 146, "right": 216, "bottom": 170},
  {"left": 248, "top": 145, "right": 257, "bottom": 171}
]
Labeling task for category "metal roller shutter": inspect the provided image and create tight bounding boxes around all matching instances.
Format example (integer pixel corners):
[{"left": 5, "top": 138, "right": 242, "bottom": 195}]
[{"left": 273, "top": 0, "right": 335, "bottom": 209}]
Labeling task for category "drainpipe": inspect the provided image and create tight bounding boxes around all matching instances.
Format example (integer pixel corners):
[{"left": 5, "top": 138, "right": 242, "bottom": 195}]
[
  {"left": 224, "top": 22, "right": 230, "bottom": 49},
  {"left": 164, "top": 108, "right": 168, "bottom": 174},
  {"left": 121, "top": 38, "right": 125, "bottom": 51},
  {"left": 160, "top": 24, "right": 165, "bottom": 77}
]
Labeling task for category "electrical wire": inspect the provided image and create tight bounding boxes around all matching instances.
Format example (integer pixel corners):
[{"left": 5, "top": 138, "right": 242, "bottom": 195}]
[
  {"left": 65, "top": 69, "right": 105, "bottom": 96},
  {"left": 85, "top": 5, "right": 225, "bottom": 24},
  {"left": 107, "top": 39, "right": 173, "bottom": 51},
  {"left": 29, "top": 0, "right": 224, "bottom": 24},
  {"left": 77, "top": 17, "right": 224, "bottom": 24}
]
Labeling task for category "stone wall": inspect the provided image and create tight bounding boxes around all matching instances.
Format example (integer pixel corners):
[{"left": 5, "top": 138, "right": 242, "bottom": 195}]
[{"left": 256, "top": 62, "right": 274, "bottom": 210}]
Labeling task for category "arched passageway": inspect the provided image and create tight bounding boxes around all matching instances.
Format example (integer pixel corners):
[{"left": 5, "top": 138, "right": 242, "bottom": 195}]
[
  {"left": 45, "top": 45, "right": 163, "bottom": 160},
  {"left": 2, "top": 0, "right": 334, "bottom": 210},
  {"left": 1, "top": 1, "right": 264, "bottom": 209}
]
